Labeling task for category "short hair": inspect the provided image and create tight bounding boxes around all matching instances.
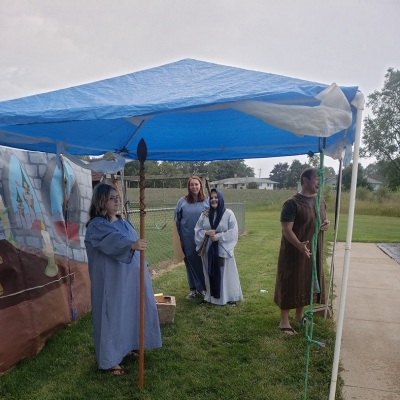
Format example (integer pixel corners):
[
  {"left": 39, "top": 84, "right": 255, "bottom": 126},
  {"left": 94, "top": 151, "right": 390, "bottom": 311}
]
[{"left": 300, "top": 168, "right": 317, "bottom": 185}]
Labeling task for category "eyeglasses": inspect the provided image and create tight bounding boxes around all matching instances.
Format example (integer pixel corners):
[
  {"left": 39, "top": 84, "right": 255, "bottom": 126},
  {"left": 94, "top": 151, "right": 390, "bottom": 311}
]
[{"left": 108, "top": 195, "right": 120, "bottom": 201}]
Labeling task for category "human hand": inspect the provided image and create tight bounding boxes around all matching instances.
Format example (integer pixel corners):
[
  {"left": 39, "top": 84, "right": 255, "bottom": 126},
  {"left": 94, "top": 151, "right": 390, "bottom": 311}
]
[
  {"left": 132, "top": 239, "right": 147, "bottom": 251},
  {"left": 298, "top": 240, "right": 311, "bottom": 258},
  {"left": 210, "top": 234, "right": 219, "bottom": 242},
  {"left": 320, "top": 220, "right": 330, "bottom": 231},
  {"left": 206, "top": 229, "right": 216, "bottom": 237}
]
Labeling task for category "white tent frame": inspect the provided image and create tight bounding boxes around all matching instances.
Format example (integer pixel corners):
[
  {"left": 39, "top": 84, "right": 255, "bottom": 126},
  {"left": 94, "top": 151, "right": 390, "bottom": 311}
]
[
  {"left": 0, "top": 58, "right": 366, "bottom": 396},
  {"left": 329, "top": 98, "right": 364, "bottom": 399}
]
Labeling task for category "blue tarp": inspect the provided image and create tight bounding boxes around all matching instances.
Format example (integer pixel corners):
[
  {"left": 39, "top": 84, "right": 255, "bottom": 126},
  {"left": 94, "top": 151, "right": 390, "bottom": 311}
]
[{"left": 0, "top": 59, "right": 362, "bottom": 162}]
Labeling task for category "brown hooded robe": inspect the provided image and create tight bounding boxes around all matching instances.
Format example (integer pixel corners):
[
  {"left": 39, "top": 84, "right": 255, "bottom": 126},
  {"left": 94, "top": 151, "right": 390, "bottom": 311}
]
[{"left": 274, "top": 193, "right": 326, "bottom": 310}]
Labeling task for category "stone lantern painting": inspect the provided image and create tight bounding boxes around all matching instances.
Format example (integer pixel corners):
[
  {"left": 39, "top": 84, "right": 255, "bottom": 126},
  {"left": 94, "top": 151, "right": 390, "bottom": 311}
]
[
  {"left": 11, "top": 161, "right": 41, "bottom": 230},
  {"left": 48, "top": 158, "right": 79, "bottom": 244},
  {"left": 44, "top": 158, "right": 80, "bottom": 276},
  {"left": 2, "top": 153, "right": 58, "bottom": 277},
  {"left": 15, "top": 190, "right": 27, "bottom": 228}
]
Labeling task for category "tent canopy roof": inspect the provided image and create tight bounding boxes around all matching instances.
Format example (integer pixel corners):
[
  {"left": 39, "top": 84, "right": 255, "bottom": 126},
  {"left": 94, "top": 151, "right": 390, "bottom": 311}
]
[{"left": 0, "top": 59, "right": 362, "bottom": 162}]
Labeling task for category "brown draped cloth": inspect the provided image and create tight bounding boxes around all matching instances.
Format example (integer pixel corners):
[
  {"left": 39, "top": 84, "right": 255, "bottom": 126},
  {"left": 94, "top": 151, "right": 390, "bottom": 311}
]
[{"left": 274, "top": 193, "right": 326, "bottom": 310}]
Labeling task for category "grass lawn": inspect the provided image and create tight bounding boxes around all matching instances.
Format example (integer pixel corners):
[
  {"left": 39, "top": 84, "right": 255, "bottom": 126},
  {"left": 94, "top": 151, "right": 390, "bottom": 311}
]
[
  {"left": 1, "top": 207, "right": 399, "bottom": 400},
  {"left": 334, "top": 214, "right": 400, "bottom": 242}
]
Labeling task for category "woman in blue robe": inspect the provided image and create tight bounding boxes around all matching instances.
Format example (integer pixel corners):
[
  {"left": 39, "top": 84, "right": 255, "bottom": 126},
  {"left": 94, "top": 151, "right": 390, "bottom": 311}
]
[
  {"left": 175, "top": 175, "right": 209, "bottom": 299},
  {"left": 85, "top": 183, "right": 162, "bottom": 375}
]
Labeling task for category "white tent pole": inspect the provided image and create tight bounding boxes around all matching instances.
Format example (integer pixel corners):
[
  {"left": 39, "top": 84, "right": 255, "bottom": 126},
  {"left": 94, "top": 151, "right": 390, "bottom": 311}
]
[{"left": 329, "top": 99, "right": 364, "bottom": 399}]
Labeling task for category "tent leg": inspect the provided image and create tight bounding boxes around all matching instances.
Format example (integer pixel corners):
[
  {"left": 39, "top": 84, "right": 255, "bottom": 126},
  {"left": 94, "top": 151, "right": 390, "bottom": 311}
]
[
  {"left": 329, "top": 99, "right": 364, "bottom": 399},
  {"left": 137, "top": 139, "right": 148, "bottom": 389}
]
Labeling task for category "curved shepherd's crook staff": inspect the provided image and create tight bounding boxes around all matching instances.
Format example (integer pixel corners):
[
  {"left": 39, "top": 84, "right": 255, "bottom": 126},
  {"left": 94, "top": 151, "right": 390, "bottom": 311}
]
[{"left": 137, "top": 138, "right": 147, "bottom": 388}]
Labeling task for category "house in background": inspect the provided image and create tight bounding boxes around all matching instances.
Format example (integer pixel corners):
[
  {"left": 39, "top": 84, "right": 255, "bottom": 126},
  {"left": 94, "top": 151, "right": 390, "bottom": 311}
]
[
  {"left": 305, "top": 175, "right": 383, "bottom": 191},
  {"left": 325, "top": 176, "right": 382, "bottom": 191},
  {"left": 297, "top": 176, "right": 337, "bottom": 191},
  {"left": 324, "top": 176, "right": 338, "bottom": 190},
  {"left": 210, "top": 176, "right": 278, "bottom": 190},
  {"left": 366, "top": 177, "right": 383, "bottom": 191}
]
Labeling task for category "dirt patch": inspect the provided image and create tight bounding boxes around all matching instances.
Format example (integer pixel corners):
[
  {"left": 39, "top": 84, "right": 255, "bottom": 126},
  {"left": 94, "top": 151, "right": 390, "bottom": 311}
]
[{"left": 149, "top": 259, "right": 184, "bottom": 278}]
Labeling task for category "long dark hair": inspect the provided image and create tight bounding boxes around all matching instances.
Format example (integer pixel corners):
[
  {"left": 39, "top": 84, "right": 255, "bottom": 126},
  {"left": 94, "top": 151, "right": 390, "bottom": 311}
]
[
  {"left": 184, "top": 175, "right": 207, "bottom": 203},
  {"left": 86, "top": 183, "right": 116, "bottom": 226},
  {"left": 207, "top": 189, "right": 226, "bottom": 299},
  {"left": 208, "top": 189, "right": 225, "bottom": 228}
]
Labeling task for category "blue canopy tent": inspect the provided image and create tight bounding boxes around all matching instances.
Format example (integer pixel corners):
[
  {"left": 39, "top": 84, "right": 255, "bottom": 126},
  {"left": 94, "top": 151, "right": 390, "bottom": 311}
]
[
  {"left": 0, "top": 58, "right": 361, "bottom": 163},
  {"left": 0, "top": 59, "right": 364, "bottom": 399}
]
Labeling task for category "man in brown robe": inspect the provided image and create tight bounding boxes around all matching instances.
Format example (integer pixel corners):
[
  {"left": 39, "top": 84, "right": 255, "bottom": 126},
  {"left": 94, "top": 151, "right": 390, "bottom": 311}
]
[{"left": 274, "top": 168, "right": 330, "bottom": 335}]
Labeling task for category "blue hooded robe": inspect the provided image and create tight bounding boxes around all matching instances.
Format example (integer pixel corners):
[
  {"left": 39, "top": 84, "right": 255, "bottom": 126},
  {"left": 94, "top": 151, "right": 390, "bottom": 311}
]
[{"left": 85, "top": 217, "right": 162, "bottom": 370}]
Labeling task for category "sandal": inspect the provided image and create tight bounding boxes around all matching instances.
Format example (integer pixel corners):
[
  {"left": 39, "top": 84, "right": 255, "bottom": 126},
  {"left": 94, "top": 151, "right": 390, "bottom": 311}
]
[
  {"left": 279, "top": 327, "right": 297, "bottom": 335},
  {"left": 109, "top": 365, "right": 125, "bottom": 376}
]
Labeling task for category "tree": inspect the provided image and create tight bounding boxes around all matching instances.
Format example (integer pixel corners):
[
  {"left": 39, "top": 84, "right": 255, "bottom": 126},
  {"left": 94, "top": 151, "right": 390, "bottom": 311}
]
[
  {"left": 361, "top": 68, "right": 400, "bottom": 185},
  {"left": 102, "top": 152, "right": 118, "bottom": 160},
  {"left": 364, "top": 162, "right": 385, "bottom": 182},
  {"left": 308, "top": 154, "right": 320, "bottom": 168},
  {"left": 375, "top": 159, "right": 400, "bottom": 191},
  {"left": 124, "top": 160, "right": 166, "bottom": 187},
  {"left": 269, "top": 162, "right": 289, "bottom": 189},
  {"left": 307, "top": 154, "right": 336, "bottom": 178},
  {"left": 324, "top": 166, "right": 336, "bottom": 179},
  {"left": 208, "top": 160, "right": 254, "bottom": 181},
  {"left": 124, "top": 159, "right": 255, "bottom": 187},
  {"left": 246, "top": 182, "right": 258, "bottom": 189},
  {"left": 158, "top": 162, "right": 180, "bottom": 176},
  {"left": 341, "top": 163, "right": 372, "bottom": 191},
  {"left": 124, "top": 160, "right": 141, "bottom": 176},
  {"left": 284, "top": 159, "right": 310, "bottom": 189},
  {"left": 181, "top": 161, "right": 209, "bottom": 175}
]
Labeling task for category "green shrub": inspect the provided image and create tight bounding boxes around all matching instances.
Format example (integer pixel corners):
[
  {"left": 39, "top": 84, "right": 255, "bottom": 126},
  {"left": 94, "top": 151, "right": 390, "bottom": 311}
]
[
  {"left": 373, "top": 186, "right": 391, "bottom": 202},
  {"left": 355, "top": 187, "right": 370, "bottom": 201},
  {"left": 323, "top": 185, "right": 333, "bottom": 203},
  {"left": 246, "top": 182, "right": 258, "bottom": 189}
]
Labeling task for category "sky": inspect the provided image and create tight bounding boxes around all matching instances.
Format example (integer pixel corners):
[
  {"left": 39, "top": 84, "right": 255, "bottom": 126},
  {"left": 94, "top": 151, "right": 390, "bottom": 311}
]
[{"left": 1, "top": 0, "right": 399, "bottom": 177}]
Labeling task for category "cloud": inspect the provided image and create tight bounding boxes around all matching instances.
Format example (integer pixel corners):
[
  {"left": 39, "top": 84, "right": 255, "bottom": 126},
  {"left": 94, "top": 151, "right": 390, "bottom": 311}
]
[{"left": 1, "top": 1, "right": 399, "bottom": 101}]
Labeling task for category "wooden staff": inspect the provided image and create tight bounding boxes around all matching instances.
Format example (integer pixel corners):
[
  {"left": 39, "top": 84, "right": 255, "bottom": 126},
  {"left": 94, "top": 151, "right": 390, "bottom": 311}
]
[{"left": 137, "top": 138, "right": 147, "bottom": 388}]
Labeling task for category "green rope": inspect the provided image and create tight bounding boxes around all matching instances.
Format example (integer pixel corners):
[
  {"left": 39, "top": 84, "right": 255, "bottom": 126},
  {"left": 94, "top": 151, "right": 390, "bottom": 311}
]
[{"left": 303, "top": 150, "right": 326, "bottom": 400}]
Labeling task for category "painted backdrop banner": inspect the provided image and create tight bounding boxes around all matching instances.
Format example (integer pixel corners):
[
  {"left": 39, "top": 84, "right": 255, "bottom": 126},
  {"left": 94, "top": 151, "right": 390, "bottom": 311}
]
[{"left": 0, "top": 146, "right": 91, "bottom": 373}]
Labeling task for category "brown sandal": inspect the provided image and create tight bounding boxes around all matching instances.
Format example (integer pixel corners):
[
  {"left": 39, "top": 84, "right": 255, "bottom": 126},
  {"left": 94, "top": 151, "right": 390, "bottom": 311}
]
[
  {"left": 109, "top": 365, "right": 125, "bottom": 376},
  {"left": 279, "top": 327, "right": 297, "bottom": 335}
]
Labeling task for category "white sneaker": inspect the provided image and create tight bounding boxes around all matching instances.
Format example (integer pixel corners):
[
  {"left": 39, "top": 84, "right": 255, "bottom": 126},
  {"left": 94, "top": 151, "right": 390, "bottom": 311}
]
[
  {"left": 199, "top": 290, "right": 206, "bottom": 297},
  {"left": 185, "top": 291, "right": 196, "bottom": 300}
]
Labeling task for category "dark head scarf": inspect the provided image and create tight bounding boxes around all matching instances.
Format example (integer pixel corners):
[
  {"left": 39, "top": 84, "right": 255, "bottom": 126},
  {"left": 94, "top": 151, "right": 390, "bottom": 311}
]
[{"left": 207, "top": 189, "right": 226, "bottom": 298}]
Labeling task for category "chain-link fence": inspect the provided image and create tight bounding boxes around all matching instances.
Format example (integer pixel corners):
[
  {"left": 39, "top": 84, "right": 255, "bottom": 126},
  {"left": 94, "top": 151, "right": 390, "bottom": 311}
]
[{"left": 127, "top": 203, "right": 245, "bottom": 267}]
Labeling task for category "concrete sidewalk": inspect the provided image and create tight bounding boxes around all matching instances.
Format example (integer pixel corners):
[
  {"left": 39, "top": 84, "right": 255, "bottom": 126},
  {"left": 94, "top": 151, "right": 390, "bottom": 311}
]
[{"left": 331, "top": 242, "right": 400, "bottom": 400}]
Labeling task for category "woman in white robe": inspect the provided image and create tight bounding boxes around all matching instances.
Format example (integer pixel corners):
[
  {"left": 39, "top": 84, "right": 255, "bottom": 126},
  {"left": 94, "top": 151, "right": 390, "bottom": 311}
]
[{"left": 194, "top": 189, "right": 243, "bottom": 306}]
